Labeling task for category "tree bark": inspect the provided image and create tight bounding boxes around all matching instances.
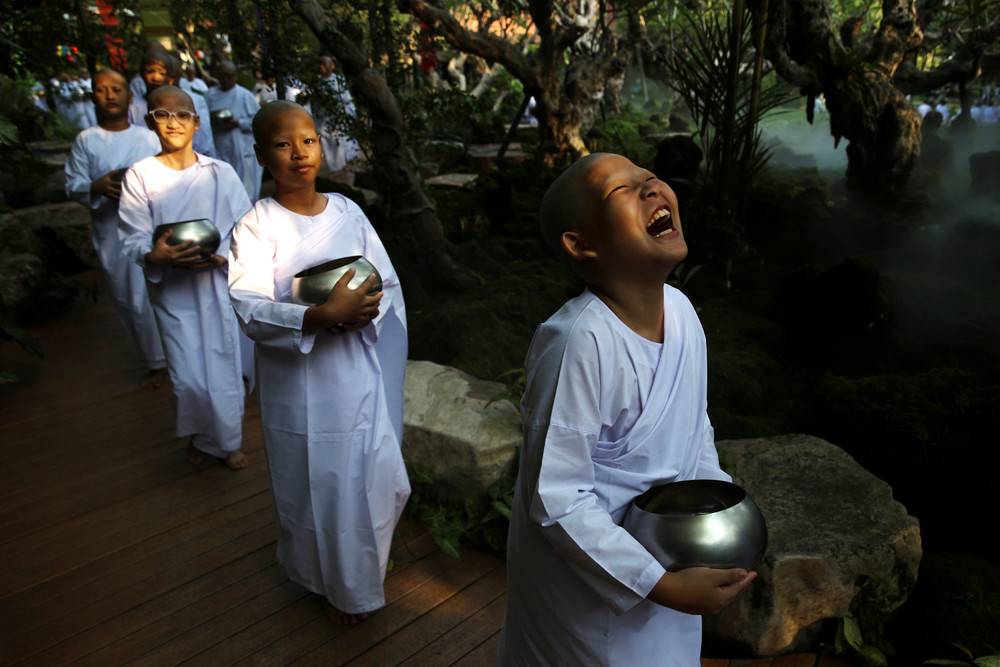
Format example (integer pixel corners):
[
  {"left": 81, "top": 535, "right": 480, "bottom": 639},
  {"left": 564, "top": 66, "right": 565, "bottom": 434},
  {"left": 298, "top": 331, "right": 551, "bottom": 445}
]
[
  {"left": 286, "top": 0, "right": 480, "bottom": 289},
  {"left": 758, "top": 0, "right": 923, "bottom": 202}
]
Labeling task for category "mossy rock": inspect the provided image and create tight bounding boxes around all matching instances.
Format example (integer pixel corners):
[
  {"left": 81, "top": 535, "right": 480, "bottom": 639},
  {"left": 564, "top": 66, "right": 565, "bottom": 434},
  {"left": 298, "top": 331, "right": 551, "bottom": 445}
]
[{"left": 888, "top": 553, "right": 1000, "bottom": 664}]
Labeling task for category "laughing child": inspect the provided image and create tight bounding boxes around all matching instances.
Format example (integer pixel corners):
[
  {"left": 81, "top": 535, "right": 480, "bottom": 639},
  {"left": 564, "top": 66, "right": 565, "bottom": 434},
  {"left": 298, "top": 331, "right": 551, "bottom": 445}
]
[{"left": 497, "top": 153, "right": 756, "bottom": 666}]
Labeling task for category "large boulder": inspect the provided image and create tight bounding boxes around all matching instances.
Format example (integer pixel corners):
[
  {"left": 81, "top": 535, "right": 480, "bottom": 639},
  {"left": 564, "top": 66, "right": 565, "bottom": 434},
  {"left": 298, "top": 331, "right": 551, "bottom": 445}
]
[
  {"left": 704, "top": 434, "right": 922, "bottom": 656},
  {"left": 402, "top": 360, "right": 521, "bottom": 501}
]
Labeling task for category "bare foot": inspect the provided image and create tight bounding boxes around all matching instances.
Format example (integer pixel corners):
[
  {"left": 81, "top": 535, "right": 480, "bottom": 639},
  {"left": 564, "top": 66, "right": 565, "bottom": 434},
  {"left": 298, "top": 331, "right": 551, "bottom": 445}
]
[
  {"left": 186, "top": 438, "right": 205, "bottom": 465},
  {"left": 225, "top": 450, "right": 249, "bottom": 471},
  {"left": 141, "top": 367, "right": 169, "bottom": 389},
  {"left": 323, "top": 599, "right": 369, "bottom": 625}
]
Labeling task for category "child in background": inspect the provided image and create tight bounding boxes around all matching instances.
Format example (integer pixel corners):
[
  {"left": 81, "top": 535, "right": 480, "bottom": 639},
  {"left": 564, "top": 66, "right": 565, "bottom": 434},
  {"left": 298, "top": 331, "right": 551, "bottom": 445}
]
[
  {"left": 207, "top": 61, "right": 263, "bottom": 201},
  {"left": 228, "top": 101, "right": 409, "bottom": 624},
  {"left": 118, "top": 85, "right": 252, "bottom": 470},
  {"left": 497, "top": 153, "right": 755, "bottom": 665},
  {"left": 128, "top": 50, "right": 176, "bottom": 126},
  {"left": 64, "top": 69, "right": 166, "bottom": 388}
]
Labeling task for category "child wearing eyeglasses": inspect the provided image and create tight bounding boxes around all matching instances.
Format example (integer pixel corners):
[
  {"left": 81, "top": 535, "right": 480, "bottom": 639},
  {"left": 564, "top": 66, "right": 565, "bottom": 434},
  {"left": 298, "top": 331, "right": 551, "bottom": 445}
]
[
  {"left": 64, "top": 69, "right": 167, "bottom": 389},
  {"left": 118, "top": 84, "right": 253, "bottom": 470}
]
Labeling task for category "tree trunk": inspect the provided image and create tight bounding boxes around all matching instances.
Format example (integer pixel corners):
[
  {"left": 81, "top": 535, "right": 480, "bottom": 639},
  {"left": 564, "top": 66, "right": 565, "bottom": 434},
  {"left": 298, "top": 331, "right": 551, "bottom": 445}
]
[
  {"left": 286, "top": 0, "right": 479, "bottom": 289},
  {"left": 827, "top": 70, "right": 921, "bottom": 201},
  {"left": 758, "top": 0, "right": 924, "bottom": 203}
]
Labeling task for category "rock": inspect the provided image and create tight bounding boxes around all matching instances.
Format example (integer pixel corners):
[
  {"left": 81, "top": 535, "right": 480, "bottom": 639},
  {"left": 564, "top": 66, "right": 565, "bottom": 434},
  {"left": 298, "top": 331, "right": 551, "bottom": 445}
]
[
  {"left": 11, "top": 202, "right": 97, "bottom": 272},
  {"left": 0, "top": 254, "right": 46, "bottom": 312},
  {"left": 704, "top": 434, "right": 922, "bottom": 656},
  {"left": 402, "top": 360, "right": 521, "bottom": 501}
]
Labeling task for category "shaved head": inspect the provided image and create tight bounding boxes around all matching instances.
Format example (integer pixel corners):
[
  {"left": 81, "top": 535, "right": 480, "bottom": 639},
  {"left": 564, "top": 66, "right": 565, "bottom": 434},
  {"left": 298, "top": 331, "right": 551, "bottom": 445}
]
[
  {"left": 147, "top": 84, "right": 194, "bottom": 111},
  {"left": 539, "top": 153, "right": 609, "bottom": 257},
  {"left": 252, "top": 100, "right": 315, "bottom": 144},
  {"left": 93, "top": 68, "right": 127, "bottom": 88}
]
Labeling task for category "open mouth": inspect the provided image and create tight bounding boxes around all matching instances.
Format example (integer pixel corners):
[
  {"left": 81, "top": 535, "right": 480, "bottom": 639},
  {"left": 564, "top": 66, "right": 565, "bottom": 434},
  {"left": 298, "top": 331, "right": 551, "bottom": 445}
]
[{"left": 646, "top": 208, "right": 674, "bottom": 237}]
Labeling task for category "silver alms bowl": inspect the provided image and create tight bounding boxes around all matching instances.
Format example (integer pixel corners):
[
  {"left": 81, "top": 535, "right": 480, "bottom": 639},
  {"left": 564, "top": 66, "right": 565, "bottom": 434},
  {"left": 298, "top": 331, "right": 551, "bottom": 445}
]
[
  {"left": 152, "top": 219, "right": 220, "bottom": 258},
  {"left": 623, "top": 480, "right": 767, "bottom": 572},
  {"left": 290, "top": 255, "right": 382, "bottom": 306}
]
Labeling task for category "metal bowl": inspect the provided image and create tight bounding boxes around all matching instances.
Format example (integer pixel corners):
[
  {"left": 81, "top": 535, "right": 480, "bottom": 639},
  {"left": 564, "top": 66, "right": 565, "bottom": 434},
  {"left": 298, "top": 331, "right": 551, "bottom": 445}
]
[
  {"left": 152, "top": 219, "right": 220, "bottom": 258},
  {"left": 623, "top": 479, "right": 767, "bottom": 572},
  {"left": 290, "top": 255, "right": 382, "bottom": 306},
  {"left": 210, "top": 108, "right": 233, "bottom": 123}
]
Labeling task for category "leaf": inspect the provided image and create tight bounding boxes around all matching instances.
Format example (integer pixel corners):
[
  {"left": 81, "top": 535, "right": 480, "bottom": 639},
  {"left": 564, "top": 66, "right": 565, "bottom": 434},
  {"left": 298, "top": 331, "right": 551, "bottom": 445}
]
[
  {"left": 491, "top": 499, "right": 512, "bottom": 519},
  {"left": 434, "top": 533, "right": 462, "bottom": 559},
  {"left": 953, "top": 644, "right": 976, "bottom": 661},
  {"left": 974, "top": 656, "right": 1000, "bottom": 667},
  {"left": 842, "top": 616, "right": 865, "bottom": 651},
  {"left": 858, "top": 644, "right": 888, "bottom": 667}
]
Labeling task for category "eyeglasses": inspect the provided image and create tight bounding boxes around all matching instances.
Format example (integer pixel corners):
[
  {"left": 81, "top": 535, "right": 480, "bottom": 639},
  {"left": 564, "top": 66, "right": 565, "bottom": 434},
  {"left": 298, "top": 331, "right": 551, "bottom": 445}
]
[{"left": 148, "top": 108, "right": 197, "bottom": 125}]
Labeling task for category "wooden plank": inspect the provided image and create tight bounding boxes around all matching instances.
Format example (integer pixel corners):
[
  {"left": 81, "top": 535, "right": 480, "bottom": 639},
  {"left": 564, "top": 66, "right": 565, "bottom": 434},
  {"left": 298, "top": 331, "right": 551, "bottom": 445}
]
[
  {"left": 302, "top": 549, "right": 501, "bottom": 664},
  {"left": 0, "top": 459, "right": 270, "bottom": 595},
  {"left": 248, "top": 547, "right": 465, "bottom": 666},
  {"left": 12, "top": 531, "right": 277, "bottom": 666},
  {"left": 0, "top": 498, "right": 273, "bottom": 633},
  {"left": 180, "top": 592, "right": 324, "bottom": 666},
  {"left": 76, "top": 565, "right": 299, "bottom": 666},
  {"left": 451, "top": 630, "right": 502, "bottom": 667},
  {"left": 374, "top": 567, "right": 506, "bottom": 667}
]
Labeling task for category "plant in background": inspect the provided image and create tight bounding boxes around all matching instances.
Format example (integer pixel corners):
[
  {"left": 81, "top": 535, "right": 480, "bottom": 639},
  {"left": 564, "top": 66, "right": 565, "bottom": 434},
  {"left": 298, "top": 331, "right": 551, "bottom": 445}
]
[
  {"left": 924, "top": 651, "right": 1000, "bottom": 667},
  {"left": 486, "top": 367, "right": 526, "bottom": 410},
  {"left": 405, "top": 458, "right": 517, "bottom": 559},
  {"left": 833, "top": 614, "right": 892, "bottom": 667},
  {"left": 660, "top": 5, "right": 793, "bottom": 230}
]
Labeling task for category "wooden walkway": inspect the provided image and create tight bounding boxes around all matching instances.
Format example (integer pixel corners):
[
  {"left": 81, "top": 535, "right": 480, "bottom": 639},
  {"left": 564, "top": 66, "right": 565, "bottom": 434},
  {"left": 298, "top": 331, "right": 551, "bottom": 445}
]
[{"left": 0, "top": 271, "right": 852, "bottom": 667}]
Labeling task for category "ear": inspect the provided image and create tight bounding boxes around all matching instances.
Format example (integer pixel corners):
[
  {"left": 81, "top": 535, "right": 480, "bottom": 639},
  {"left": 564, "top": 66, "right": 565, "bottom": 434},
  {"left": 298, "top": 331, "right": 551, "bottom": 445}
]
[
  {"left": 254, "top": 143, "right": 266, "bottom": 167},
  {"left": 561, "top": 230, "right": 598, "bottom": 260},
  {"left": 144, "top": 114, "right": 156, "bottom": 132},
  {"left": 127, "top": 91, "right": 134, "bottom": 104}
]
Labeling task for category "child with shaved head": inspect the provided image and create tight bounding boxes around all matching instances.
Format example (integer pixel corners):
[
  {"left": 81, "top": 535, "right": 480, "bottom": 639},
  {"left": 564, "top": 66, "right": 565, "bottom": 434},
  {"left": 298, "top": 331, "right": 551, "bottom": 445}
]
[
  {"left": 118, "top": 85, "right": 253, "bottom": 470},
  {"left": 228, "top": 101, "right": 409, "bottom": 625},
  {"left": 65, "top": 68, "right": 166, "bottom": 388},
  {"left": 497, "top": 153, "right": 755, "bottom": 665}
]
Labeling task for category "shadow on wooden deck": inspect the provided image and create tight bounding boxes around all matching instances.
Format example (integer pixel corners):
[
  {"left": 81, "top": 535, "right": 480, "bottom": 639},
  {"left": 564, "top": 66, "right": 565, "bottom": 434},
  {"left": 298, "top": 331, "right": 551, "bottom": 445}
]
[{"left": 0, "top": 272, "right": 853, "bottom": 667}]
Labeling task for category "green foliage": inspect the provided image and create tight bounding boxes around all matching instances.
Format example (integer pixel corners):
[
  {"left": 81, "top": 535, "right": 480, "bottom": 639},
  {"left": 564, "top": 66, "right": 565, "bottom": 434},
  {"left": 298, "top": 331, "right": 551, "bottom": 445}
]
[
  {"left": 585, "top": 103, "right": 658, "bottom": 169},
  {"left": 405, "top": 457, "right": 517, "bottom": 560},
  {"left": 399, "top": 87, "right": 496, "bottom": 146},
  {"left": 486, "top": 367, "right": 526, "bottom": 409},
  {"left": 661, "top": 6, "right": 793, "bottom": 226},
  {"left": 1, "top": 0, "right": 145, "bottom": 79},
  {"left": 0, "top": 75, "right": 77, "bottom": 146},
  {"left": 834, "top": 615, "right": 891, "bottom": 667}
]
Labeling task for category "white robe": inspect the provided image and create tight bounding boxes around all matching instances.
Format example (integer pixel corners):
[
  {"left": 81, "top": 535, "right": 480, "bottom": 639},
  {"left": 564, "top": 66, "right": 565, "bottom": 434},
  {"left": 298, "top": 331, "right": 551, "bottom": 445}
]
[
  {"left": 315, "top": 74, "right": 361, "bottom": 173},
  {"left": 179, "top": 78, "right": 216, "bottom": 157},
  {"left": 228, "top": 194, "right": 410, "bottom": 613},
  {"left": 205, "top": 84, "right": 263, "bottom": 201},
  {"left": 65, "top": 124, "right": 165, "bottom": 370},
  {"left": 497, "top": 287, "right": 731, "bottom": 667},
  {"left": 118, "top": 154, "right": 253, "bottom": 458}
]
